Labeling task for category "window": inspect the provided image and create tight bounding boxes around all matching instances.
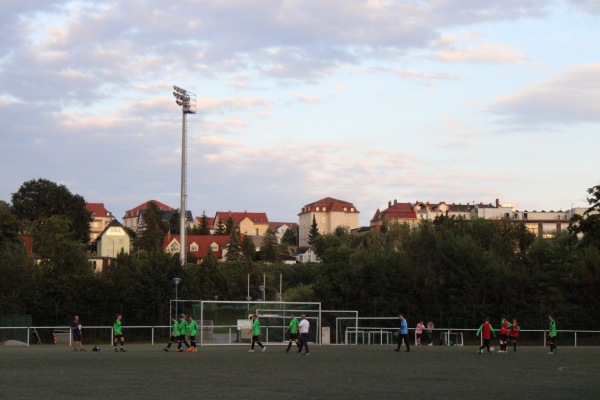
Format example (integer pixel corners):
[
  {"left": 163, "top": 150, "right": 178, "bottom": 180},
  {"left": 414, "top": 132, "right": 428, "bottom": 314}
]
[
  {"left": 190, "top": 243, "right": 198, "bottom": 251},
  {"left": 316, "top": 207, "right": 320, "bottom": 211}
]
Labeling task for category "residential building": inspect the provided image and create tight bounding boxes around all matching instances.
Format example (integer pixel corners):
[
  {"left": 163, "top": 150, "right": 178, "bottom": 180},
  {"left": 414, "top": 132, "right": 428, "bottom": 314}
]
[
  {"left": 86, "top": 203, "right": 115, "bottom": 243},
  {"left": 193, "top": 215, "right": 216, "bottom": 234},
  {"left": 90, "top": 219, "right": 132, "bottom": 273},
  {"left": 269, "top": 222, "right": 299, "bottom": 244},
  {"left": 370, "top": 200, "right": 418, "bottom": 231},
  {"left": 164, "top": 233, "right": 230, "bottom": 262},
  {"left": 298, "top": 197, "right": 360, "bottom": 247},
  {"left": 123, "top": 200, "right": 193, "bottom": 234},
  {"left": 296, "top": 247, "right": 319, "bottom": 263},
  {"left": 214, "top": 211, "right": 269, "bottom": 236}
]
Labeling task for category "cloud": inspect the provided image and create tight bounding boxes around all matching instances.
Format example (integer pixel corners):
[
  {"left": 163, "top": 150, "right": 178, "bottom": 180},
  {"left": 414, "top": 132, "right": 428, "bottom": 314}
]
[
  {"left": 491, "top": 64, "right": 600, "bottom": 126},
  {"left": 434, "top": 33, "right": 527, "bottom": 64},
  {"left": 396, "top": 69, "right": 460, "bottom": 84},
  {"left": 569, "top": 0, "right": 600, "bottom": 14}
]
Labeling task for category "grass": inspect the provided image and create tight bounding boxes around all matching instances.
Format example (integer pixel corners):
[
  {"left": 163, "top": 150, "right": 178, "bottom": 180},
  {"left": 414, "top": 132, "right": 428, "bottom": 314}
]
[{"left": 1, "top": 343, "right": 599, "bottom": 399}]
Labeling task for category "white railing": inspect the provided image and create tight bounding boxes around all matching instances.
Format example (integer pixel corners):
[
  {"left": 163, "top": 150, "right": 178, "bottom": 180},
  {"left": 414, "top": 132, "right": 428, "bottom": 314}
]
[{"left": 2, "top": 325, "right": 599, "bottom": 347}]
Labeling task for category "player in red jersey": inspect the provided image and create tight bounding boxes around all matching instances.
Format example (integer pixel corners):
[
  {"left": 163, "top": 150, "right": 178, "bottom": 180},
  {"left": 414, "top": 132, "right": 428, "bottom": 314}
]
[
  {"left": 508, "top": 318, "right": 520, "bottom": 352},
  {"left": 498, "top": 315, "right": 512, "bottom": 353},
  {"left": 476, "top": 317, "right": 496, "bottom": 354}
]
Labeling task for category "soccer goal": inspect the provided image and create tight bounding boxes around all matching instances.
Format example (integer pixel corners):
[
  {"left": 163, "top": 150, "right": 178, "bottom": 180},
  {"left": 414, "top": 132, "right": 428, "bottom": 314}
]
[{"left": 172, "top": 300, "right": 321, "bottom": 346}]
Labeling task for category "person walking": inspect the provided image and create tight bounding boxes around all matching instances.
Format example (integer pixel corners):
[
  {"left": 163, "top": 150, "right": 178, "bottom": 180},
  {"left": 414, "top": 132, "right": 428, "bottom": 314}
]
[
  {"left": 508, "top": 318, "right": 520, "bottom": 352},
  {"left": 297, "top": 314, "right": 310, "bottom": 355},
  {"left": 163, "top": 316, "right": 179, "bottom": 352},
  {"left": 71, "top": 315, "right": 84, "bottom": 352},
  {"left": 394, "top": 313, "right": 410, "bottom": 352},
  {"left": 176, "top": 314, "right": 190, "bottom": 352},
  {"left": 285, "top": 312, "right": 300, "bottom": 353},
  {"left": 113, "top": 314, "right": 126, "bottom": 352},
  {"left": 476, "top": 317, "right": 495, "bottom": 354},
  {"left": 547, "top": 315, "right": 558, "bottom": 354},
  {"left": 248, "top": 314, "right": 266, "bottom": 352},
  {"left": 187, "top": 315, "right": 199, "bottom": 352},
  {"left": 426, "top": 321, "right": 434, "bottom": 346}
]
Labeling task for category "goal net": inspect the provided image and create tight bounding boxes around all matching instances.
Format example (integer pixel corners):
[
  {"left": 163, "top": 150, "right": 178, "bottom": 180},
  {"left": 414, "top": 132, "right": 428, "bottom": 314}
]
[{"left": 172, "top": 300, "right": 321, "bottom": 346}]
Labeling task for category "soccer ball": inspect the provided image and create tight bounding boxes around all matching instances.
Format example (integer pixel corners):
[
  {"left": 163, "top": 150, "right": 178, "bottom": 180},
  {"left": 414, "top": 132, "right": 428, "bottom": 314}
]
[
  {"left": 92, "top": 345, "right": 100, "bottom": 352},
  {"left": 490, "top": 347, "right": 494, "bottom": 352}
]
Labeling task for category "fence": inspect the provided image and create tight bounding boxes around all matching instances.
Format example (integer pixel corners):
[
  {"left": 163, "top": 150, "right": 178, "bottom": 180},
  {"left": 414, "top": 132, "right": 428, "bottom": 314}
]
[{"left": 2, "top": 325, "right": 600, "bottom": 347}]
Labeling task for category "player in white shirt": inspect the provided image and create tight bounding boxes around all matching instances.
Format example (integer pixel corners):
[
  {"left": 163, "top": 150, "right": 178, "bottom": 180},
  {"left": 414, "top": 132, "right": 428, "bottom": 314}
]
[{"left": 297, "top": 314, "right": 310, "bottom": 355}]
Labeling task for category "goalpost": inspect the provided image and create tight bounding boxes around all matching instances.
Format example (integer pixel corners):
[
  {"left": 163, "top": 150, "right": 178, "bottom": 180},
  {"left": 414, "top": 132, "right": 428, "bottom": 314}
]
[{"left": 171, "top": 300, "right": 322, "bottom": 346}]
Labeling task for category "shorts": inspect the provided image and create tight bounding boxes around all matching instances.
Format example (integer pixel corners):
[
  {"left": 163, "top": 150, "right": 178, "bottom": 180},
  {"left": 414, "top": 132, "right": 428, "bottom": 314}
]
[
  {"left": 289, "top": 333, "right": 298, "bottom": 341},
  {"left": 548, "top": 335, "right": 556, "bottom": 344},
  {"left": 500, "top": 334, "right": 508, "bottom": 342},
  {"left": 73, "top": 331, "right": 82, "bottom": 341},
  {"left": 114, "top": 334, "right": 123, "bottom": 340},
  {"left": 416, "top": 333, "right": 422, "bottom": 339}
]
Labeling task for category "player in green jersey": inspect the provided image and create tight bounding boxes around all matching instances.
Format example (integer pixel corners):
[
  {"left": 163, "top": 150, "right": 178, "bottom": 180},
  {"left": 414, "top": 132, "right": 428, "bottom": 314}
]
[
  {"left": 176, "top": 314, "right": 190, "bottom": 352},
  {"left": 113, "top": 314, "right": 125, "bottom": 352},
  {"left": 187, "top": 315, "right": 199, "bottom": 352},
  {"left": 248, "top": 314, "right": 265, "bottom": 352},
  {"left": 547, "top": 314, "right": 558, "bottom": 354},
  {"left": 163, "top": 317, "right": 179, "bottom": 352},
  {"left": 285, "top": 312, "right": 300, "bottom": 353}
]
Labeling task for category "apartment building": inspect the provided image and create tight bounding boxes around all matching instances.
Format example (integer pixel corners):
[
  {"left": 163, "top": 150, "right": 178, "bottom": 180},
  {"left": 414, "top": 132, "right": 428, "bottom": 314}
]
[{"left": 298, "top": 197, "right": 359, "bottom": 247}]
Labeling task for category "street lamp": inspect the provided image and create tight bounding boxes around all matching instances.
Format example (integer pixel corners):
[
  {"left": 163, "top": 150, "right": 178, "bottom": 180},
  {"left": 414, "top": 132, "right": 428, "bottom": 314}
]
[
  {"left": 173, "top": 85, "right": 196, "bottom": 267},
  {"left": 173, "top": 277, "right": 182, "bottom": 317},
  {"left": 258, "top": 285, "right": 266, "bottom": 302}
]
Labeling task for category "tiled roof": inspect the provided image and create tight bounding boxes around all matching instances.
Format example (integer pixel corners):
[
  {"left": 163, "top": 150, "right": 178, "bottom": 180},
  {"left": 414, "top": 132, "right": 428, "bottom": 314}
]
[
  {"left": 164, "top": 234, "right": 230, "bottom": 260},
  {"left": 86, "top": 203, "right": 109, "bottom": 218},
  {"left": 269, "top": 222, "right": 298, "bottom": 230},
  {"left": 300, "top": 197, "right": 359, "bottom": 214},
  {"left": 215, "top": 211, "right": 269, "bottom": 225},
  {"left": 371, "top": 202, "right": 416, "bottom": 222},
  {"left": 123, "top": 200, "right": 174, "bottom": 219}
]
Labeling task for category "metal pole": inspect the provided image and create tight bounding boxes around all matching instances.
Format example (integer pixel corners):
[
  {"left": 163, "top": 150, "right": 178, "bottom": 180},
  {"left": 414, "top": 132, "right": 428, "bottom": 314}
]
[{"left": 180, "top": 110, "right": 187, "bottom": 266}]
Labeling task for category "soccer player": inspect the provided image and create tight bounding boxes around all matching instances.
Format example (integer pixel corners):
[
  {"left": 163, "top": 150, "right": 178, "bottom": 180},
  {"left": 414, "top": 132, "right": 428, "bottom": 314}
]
[
  {"left": 508, "top": 318, "right": 520, "bottom": 352},
  {"left": 476, "top": 317, "right": 495, "bottom": 354},
  {"left": 176, "top": 314, "right": 190, "bottom": 352},
  {"left": 394, "top": 313, "right": 410, "bottom": 352},
  {"left": 547, "top": 314, "right": 558, "bottom": 354},
  {"left": 416, "top": 320, "right": 425, "bottom": 346},
  {"left": 71, "top": 315, "right": 84, "bottom": 352},
  {"left": 248, "top": 314, "right": 265, "bottom": 352},
  {"left": 297, "top": 314, "right": 310, "bottom": 355},
  {"left": 113, "top": 314, "right": 125, "bottom": 352},
  {"left": 187, "top": 315, "right": 198, "bottom": 352},
  {"left": 498, "top": 314, "right": 512, "bottom": 353},
  {"left": 163, "top": 317, "right": 179, "bottom": 352},
  {"left": 284, "top": 312, "right": 300, "bottom": 353}
]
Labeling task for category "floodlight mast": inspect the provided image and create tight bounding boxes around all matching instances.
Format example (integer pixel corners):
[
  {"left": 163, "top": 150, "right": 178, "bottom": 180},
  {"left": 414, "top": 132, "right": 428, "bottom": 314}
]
[{"left": 173, "top": 85, "right": 196, "bottom": 266}]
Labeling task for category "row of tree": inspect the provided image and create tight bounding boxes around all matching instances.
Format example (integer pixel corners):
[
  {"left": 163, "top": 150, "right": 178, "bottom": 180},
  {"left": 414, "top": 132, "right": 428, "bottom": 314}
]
[{"left": 1, "top": 180, "right": 599, "bottom": 333}]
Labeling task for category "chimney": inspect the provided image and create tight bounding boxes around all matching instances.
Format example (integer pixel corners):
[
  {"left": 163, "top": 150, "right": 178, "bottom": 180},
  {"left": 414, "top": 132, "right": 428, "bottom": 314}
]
[
  {"left": 496, "top": 198, "right": 500, "bottom": 207},
  {"left": 388, "top": 201, "right": 392, "bottom": 208},
  {"left": 394, "top": 199, "right": 397, "bottom": 205}
]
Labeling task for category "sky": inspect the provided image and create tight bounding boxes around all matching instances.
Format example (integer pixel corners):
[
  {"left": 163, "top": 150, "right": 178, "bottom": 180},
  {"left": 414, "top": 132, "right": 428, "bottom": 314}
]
[{"left": 1, "top": 0, "right": 599, "bottom": 227}]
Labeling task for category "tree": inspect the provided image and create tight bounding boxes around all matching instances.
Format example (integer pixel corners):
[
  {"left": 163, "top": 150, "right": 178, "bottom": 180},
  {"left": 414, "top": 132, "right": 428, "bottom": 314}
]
[
  {"left": 260, "top": 228, "right": 280, "bottom": 263},
  {"left": 136, "top": 201, "right": 168, "bottom": 252},
  {"left": 225, "top": 217, "right": 235, "bottom": 235},
  {"left": 242, "top": 235, "right": 256, "bottom": 261},
  {"left": 281, "top": 227, "right": 298, "bottom": 246},
  {"left": 168, "top": 210, "right": 180, "bottom": 234},
  {"left": 226, "top": 226, "right": 244, "bottom": 261},
  {"left": 198, "top": 211, "right": 211, "bottom": 235},
  {"left": 569, "top": 184, "right": 600, "bottom": 249},
  {"left": 11, "top": 178, "right": 92, "bottom": 244},
  {"left": 214, "top": 219, "right": 226, "bottom": 235},
  {"left": 308, "top": 215, "right": 320, "bottom": 245}
]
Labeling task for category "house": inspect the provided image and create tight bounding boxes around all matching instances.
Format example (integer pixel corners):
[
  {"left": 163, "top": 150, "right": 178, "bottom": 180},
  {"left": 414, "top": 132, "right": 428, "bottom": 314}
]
[
  {"left": 298, "top": 197, "right": 360, "bottom": 247},
  {"left": 94, "top": 219, "right": 131, "bottom": 257},
  {"left": 164, "top": 233, "right": 230, "bottom": 262},
  {"left": 86, "top": 203, "right": 115, "bottom": 243},
  {"left": 268, "top": 222, "right": 299, "bottom": 244},
  {"left": 214, "top": 211, "right": 269, "bottom": 236},
  {"left": 370, "top": 200, "right": 418, "bottom": 231},
  {"left": 123, "top": 200, "right": 193, "bottom": 234},
  {"left": 296, "top": 247, "right": 319, "bottom": 263},
  {"left": 89, "top": 219, "right": 132, "bottom": 273}
]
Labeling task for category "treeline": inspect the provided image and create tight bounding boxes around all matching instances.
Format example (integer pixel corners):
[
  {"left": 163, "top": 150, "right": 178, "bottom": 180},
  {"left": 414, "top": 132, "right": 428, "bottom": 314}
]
[{"left": 1, "top": 180, "right": 599, "bottom": 332}]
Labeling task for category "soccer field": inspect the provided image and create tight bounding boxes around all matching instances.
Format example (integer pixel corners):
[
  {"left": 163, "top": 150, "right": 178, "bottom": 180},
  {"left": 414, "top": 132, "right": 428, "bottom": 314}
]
[{"left": 1, "top": 344, "right": 599, "bottom": 399}]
